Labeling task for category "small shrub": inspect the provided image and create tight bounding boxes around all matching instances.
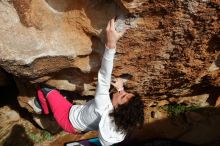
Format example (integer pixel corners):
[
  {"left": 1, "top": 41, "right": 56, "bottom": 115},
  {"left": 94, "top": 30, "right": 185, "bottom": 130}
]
[{"left": 161, "top": 104, "right": 200, "bottom": 117}]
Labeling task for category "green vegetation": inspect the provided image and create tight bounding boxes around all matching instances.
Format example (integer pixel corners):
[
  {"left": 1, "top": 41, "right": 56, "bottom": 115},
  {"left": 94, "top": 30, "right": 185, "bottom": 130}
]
[
  {"left": 26, "top": 130, "right": 53, "bottom": 143},
  {"left": 161, "top": 104, "right": 201, "bottom": 117}
]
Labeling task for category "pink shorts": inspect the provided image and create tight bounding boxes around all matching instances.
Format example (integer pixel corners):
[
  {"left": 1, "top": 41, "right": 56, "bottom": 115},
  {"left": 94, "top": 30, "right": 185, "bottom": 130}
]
[{"left": 38, "top": 88, "right": 78, "bottom": 134}]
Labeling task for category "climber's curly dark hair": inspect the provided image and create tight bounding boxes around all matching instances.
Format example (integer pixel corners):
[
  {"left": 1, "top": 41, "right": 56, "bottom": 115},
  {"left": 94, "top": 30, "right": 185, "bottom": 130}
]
[{"left": 109, "top": 93, "right": 145, "bottom": 134}]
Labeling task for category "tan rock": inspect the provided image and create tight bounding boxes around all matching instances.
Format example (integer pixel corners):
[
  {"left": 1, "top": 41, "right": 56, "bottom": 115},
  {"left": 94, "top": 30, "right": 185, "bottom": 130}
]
[
  {"left": 45, "top": 68, "right": 97, "bottom": 95},
  {"left": 115, "top": 0, "right": 149, "bottom": 13},
  {"left": 157, "top": 100, "right": 169, "bottom": 106},
  {"left": 0, "top": 0, "right": 219, "bottom": 98},
  {"left": 0, "top": 0, "right": 122, "bottom": 79},
  {"left": 169, "top": 94, "right": 209, "bottom": 107},
  {"left": 0, "top": 0, "right": 220, "bottom": 144},
  {"left": 215, "top": 96, "right": 220, "bottom": 107},
  {"left": 0, "top": 106, "right": 20, "bottom": 140},
  {"left": 0, "top": 0, "right": 92, "bottom": 78}
]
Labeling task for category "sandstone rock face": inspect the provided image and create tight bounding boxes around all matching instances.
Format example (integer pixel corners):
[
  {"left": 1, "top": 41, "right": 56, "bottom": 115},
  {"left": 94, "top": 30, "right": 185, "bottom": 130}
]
[
  {"left": 0, "top": 0, "right": 220, "bottom": 145},
  {"left": 113, "top": 0, "right": 220, "bottom": 98},
  {"left": 0, "top": 106, "right": 20, "bottom": 142},
  {"left": 0, "top": 0, "right": 123, "bottom": 87},
  {"left": 1, "top": 0, "right": 219, "bottom": 97},
  {"left": 1, "top": 0, "right": 94, "bottom": 78}
]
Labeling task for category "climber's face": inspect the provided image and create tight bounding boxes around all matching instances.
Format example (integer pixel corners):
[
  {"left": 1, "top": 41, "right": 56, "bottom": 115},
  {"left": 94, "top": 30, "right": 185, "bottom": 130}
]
[{"left": 112, "top": 90, "right": 134, "bottom": 107}]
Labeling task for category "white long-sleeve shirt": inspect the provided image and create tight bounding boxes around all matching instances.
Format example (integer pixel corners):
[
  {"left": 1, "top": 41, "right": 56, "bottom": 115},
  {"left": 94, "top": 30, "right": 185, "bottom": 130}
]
[{"left": 69, "top": 48, "right": 126, "bottom": 146}]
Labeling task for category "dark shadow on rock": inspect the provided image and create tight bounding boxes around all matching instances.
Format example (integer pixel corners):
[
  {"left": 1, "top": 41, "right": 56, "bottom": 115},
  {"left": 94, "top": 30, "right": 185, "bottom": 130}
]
[
  {"left": 207, "top": 33, "right": 220, "bottom": 53},
  {"left": 118, "top": 138, "right": 197, "bottom": 146},
  {"left": 201, "top": 140, "right": 220, "bottom": 146},
  {"left": 0, "top": 85, "right": 18, "bottom": 107},
  {"left": 60, "top": 90, "right": 94, "bottom": 102},
  {"left": 117, "top": 107, "right": 220, "bottom": 146},
  {"left": 189, "top": 76, "right": 220, "bottom": 106},
  {"left": 89, "top": 35, "right": 104, "bottom": 71},
  {"left": 3, "top": 124, "right": 34, "bottom": 146},
  {"left": 3, "top": 77, "right": 46, "bottom": 129},
  {"left": 0, "top": 72, "right": 39, "bottom": 128},
  {"left": 0, "top": 69, "right": 18, "bottom": 108},
  {"left": 215, "top": 54, "right": 220, "bottom": 67}
]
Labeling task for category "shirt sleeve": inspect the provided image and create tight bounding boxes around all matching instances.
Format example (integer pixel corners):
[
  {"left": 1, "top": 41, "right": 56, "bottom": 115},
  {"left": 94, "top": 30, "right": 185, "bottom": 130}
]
[{"left": 94, "top": 47, "right": 116, "bottom": 112}]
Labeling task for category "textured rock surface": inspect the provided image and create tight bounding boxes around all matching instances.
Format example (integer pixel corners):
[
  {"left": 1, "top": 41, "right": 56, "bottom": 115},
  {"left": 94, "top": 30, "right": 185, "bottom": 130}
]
[
  {"left": 0, "top": 0, "right": 220, "bottom": 145},
  {"left": 0, "top": 0, "right": 93, "bottom": 78},
  {"left": 0, "top": 0, "right": 123, "bottom": 81},
  {"left": 0, "top": 0, "right": 219, "bottom": 97},
  {"left": 0, "top": 106, "right": 20, "bottom": 141},
  {"left": 113, "top": 0, "right": 220, "bottom": 98}
]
